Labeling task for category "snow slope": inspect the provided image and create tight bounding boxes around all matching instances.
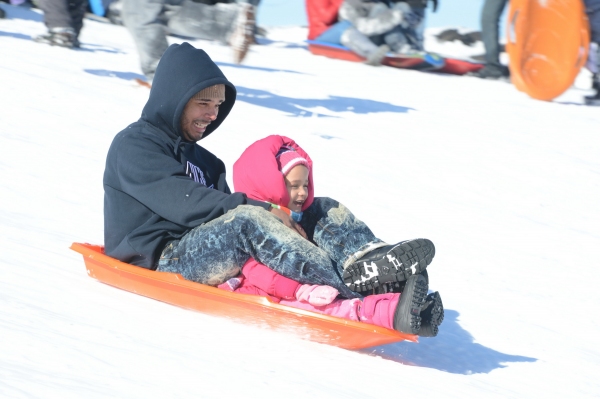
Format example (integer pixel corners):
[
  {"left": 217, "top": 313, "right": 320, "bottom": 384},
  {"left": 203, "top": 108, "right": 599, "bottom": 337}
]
[{"left": 1, "top": 4, "right": 599, "bottom": 398}]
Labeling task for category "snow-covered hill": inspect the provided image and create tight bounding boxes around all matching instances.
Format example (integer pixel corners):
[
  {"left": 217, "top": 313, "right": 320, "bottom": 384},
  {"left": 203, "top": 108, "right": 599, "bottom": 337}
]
[{"left": 1, "top": 3, "right": 599, "bottom": 398}]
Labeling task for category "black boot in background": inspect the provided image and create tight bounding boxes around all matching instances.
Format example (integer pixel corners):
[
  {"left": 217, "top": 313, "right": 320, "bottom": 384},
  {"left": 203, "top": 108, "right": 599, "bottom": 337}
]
[
  {"left": 467, "top": 63, "right": 510, "bottom": 80},
  {"left": 585, "top": 73, "right": 600, "bottom": 106}
]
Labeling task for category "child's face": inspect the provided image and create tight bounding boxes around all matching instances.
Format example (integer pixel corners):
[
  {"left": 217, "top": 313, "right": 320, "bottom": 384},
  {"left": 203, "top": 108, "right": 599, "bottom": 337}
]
[{"left": 284, "top": 164, "right": 309, "bottom": 213}]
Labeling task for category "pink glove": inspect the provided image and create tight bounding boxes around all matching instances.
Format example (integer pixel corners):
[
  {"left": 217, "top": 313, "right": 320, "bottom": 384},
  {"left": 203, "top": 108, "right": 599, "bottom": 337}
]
[
  {"left": 295, "top": 284, "right": 339, "bottom": 306},
  {"left": 217, "top": 276, "right": 243, "bottom": 291}
]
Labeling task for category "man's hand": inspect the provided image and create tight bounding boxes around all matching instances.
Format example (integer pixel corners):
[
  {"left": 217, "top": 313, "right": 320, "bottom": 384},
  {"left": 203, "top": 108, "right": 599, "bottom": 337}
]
[{"left": 269, "top": 207, "right": 307, "bottom": 239}]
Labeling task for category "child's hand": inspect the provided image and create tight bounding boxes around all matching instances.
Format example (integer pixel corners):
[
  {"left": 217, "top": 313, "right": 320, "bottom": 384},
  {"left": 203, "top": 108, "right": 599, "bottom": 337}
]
[{"left": 295, "top": 284, "right": 339, "bottom": 306}]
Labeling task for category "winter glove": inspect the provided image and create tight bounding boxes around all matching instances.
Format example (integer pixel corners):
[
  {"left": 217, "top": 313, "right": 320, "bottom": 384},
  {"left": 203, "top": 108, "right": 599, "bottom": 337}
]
[
  {"left": 295, "top": 284, "right": 339, "bottom": 306},
  {"left": 217, "top": 276, "right": 243, "bottom": 291}
]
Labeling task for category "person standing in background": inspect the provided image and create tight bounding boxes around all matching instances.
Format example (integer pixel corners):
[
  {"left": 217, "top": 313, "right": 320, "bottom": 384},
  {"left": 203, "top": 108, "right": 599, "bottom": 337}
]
[
  {"left": 584, "top": 0, "right": 600, "bottom": 104},
  {"left": 306, "top": 0, "right": 437, "bottom": 66},
  {"left": 467, "top": 0, "right": 510, "bottom": 79},
  {"left": 33, "top": 0, "right": 87, "bottom": 48},
  {"left": 122, "top": 0, "right": 257, "bottom": 83}
]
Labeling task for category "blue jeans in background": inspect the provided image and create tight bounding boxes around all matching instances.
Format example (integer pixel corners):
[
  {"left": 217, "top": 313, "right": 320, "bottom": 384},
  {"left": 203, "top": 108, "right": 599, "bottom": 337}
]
[
  {"left": 586, "top": 0, "right": 600, "bottom": 43},
  {"left": 157, "top": 197, "right": 384, "bottom": 299},
  {"left": 481, "top": 0, "right": 509, "bottom": 67}
]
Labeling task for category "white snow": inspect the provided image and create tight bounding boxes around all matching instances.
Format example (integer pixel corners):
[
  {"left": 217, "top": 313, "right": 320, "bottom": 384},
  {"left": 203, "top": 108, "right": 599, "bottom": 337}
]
[{"left": 1, "top": 4, "right": 600, "bottom": 398}]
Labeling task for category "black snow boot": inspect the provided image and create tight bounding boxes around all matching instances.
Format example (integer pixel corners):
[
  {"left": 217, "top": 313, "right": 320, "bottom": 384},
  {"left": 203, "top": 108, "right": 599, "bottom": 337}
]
[
  {"left": 34, "top": 27, "right": 79, "bottom": 48},
  {"left": 343, "top": 238, "right": 435, "bottom": 293},
  {"left": 467, "top": 63, "right": 510, "bottom": 80},
  {"left": 585, "top": 74, "right": 600, "bottom": 106},
  {"left": 364, "top": 269, "right": 429, "bottom": 295},
  {"left": 418, "top": 291, "right": 444, "bottom": 337},
  {"left": 393, "top": 274, "right": 429, "bottom": 334}
]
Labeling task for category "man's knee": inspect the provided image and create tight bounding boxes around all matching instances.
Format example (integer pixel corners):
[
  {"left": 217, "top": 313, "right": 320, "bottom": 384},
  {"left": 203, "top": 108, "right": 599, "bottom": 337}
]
[
  {"left": 227, "top": 204, "right": 265, "bottom": 218},
  {"left": 225, "top": 205, "right": 274, "bottom": 229}
]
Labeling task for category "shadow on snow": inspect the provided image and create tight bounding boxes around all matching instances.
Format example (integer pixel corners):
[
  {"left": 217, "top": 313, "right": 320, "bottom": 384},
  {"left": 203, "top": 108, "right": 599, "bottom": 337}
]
[
  {"left": 236, "top": 86, "right": 414, "bottom": 117},
  {"left": 0, "top": 30, "right": 31, "bottom": 40},
  {"left": 0, "top": 3, "right": 43, "bottom": 22},
  {"left": 0, "top": 30, "right": 123, "bottom": 54},
  {"left": 215, "top": 61, "right": 305, "bottom": 75},
  {"left": 84, "top": 69, "right": 147, "bottom": 82},
  {"left": 1, "top": 5, "right": 123, "bottom": 53},
  {"left": 358, "top": 309, "right": 537, "bottom": 374},
  {"left": 256, "top": 37, "right": 308, "bottom": 49}
]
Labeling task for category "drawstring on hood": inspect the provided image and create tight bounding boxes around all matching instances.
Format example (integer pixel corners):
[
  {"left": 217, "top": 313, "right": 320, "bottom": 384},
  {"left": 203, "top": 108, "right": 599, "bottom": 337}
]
[{"left": 174, "top": 136, "right": 182, "bottom": 157}]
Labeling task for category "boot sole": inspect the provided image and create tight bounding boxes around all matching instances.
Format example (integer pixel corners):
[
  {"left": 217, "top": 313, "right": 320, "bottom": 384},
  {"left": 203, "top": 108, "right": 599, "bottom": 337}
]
[
  {"left": 342, "top": 238, "right": 434, "bottom": 293},
  {"left": 419, "top": 291, "right": 444, "bottom": 337},
  {"left": 34, "top": 36, "right": 75, "bottom": 49},
  {"left": 393, "top": 274, "right": 428, "bottom": 334},
  {"left": 585, "top": 96, "right": 600, "bottom": 106}
]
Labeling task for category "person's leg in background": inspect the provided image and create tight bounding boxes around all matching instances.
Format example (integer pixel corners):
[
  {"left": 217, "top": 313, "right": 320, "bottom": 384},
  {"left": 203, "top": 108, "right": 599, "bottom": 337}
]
[
  {"left": 585, "top": 1, "right": 600, "bottom": 104},
  {"left": 34, "top": 0, "right": 87, "bottom": 48},
  {"left": 468, "top": 0, "right": 509, "bottom": 79},
  {"left": 122, "top": 0, "right": 173, "bottom": 81},
  {"left": 168, "top": 1, "right": 255, "bottom": 63}
]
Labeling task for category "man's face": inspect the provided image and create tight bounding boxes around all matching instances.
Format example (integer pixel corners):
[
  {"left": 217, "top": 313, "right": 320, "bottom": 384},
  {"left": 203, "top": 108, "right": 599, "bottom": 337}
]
[{"left": 180, "top": 91, "right": 225, "bottom": 142}]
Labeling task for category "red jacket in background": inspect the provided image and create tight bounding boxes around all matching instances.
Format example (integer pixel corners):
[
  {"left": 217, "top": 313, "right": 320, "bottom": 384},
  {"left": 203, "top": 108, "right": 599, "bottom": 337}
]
[{"left": 306, "top": 0, "right": 344, "bottom": 40}]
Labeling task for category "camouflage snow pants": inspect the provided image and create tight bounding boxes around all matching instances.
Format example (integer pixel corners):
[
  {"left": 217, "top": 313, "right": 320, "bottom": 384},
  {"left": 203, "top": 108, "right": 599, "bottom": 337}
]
[{"left": 156, "top": 197, "right": 384, "bottom": 299}]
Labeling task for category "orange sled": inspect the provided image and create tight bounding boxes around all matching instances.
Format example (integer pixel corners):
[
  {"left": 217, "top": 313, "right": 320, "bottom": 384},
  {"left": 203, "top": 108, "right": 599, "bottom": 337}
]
[
  {"left": 308, "top": 41, "right": 484, "bottom": 75},
  {"left": 70, "top": 242, "right": 417, "bottom": 349},
  {"left": 506, "top": 0, "right": 590, "bottom": 101}
]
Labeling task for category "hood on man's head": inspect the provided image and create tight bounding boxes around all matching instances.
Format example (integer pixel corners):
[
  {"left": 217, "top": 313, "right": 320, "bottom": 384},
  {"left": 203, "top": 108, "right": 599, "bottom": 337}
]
[{"left": 141, "top": 42, "right": 237, "bottom": 141}]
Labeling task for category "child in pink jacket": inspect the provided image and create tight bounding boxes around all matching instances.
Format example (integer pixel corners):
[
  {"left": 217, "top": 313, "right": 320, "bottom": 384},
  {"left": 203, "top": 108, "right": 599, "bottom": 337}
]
[{"left": 217, "top": 135, "right": 443, "bottom": 336}]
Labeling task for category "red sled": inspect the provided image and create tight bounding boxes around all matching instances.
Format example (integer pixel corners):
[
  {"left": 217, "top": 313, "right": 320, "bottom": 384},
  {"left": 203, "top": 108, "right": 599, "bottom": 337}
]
[
  {"left": 70, "top": 242, "right": 418, "bottom": 349},
  {"left": 307, "top": 40, "right": 484, "bottom": 75}
]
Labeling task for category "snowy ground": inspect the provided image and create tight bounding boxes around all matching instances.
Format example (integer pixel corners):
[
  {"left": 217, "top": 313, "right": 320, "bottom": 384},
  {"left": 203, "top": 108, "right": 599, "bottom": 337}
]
[{"left": 1, "top": 3, "right": 599, "bottom": 398}]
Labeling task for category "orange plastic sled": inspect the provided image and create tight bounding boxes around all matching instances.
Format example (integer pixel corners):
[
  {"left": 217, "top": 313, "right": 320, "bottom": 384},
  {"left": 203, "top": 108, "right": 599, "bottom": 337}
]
[
  {"left": 506, "top": 0, "right": 590, "bottom": 101},
  {"left": 70, "top": 243, "right": 417, "bottom": 349}
]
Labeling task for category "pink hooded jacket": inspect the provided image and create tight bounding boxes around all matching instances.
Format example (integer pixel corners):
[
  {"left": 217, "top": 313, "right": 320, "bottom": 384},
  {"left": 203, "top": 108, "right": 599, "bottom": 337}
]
[
  {"left": 222, "top": 135, "right": 315, "bottom": 302},
  {"left": 220, "top": 136, "right": 400, "bottom": 331},
  {"left": 233, "top": 135, "right": 315, "bottom": 212}
]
